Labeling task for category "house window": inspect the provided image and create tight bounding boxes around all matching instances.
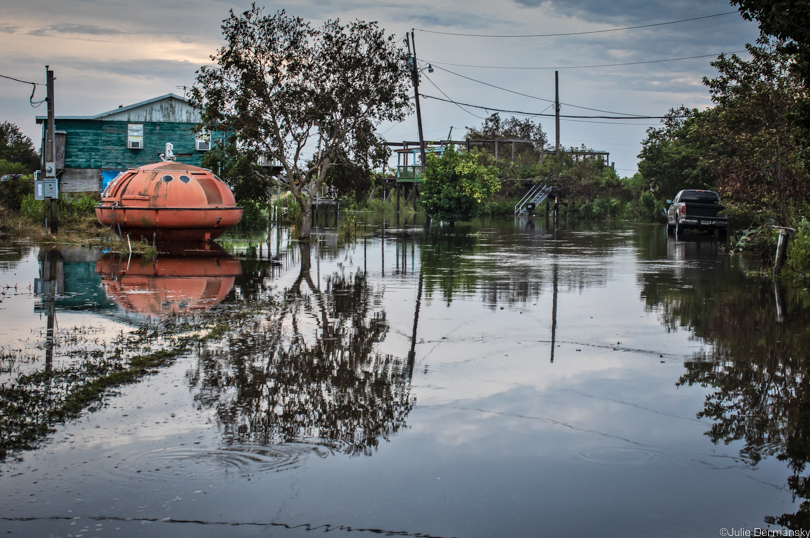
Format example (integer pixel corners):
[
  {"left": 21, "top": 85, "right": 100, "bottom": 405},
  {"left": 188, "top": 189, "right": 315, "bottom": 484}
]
[{"left": 127, "top": 124, "right": 144, "bottom": 150}]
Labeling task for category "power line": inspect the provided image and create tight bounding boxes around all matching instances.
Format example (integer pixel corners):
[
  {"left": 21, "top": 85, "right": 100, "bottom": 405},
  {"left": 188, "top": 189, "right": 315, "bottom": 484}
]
[
  {"left": 415, "top": 11, "right": 739, "bottom": 38},
  {"left": 0, "top": 72, "right": 47, "bottom": 108},
  {"left": 421, "top": 93, "right": 675, "bottom": 120},
  {"left": 0, "top": 73, "right": 42, "bottom": 86},
  {"left": 432, "top": 64, "right": 646, "bottom": 116},
  {"left": 423, "top": 74, "right": 486, "bottom": 119},
  {"left": 561, "top": 118, "right": 659, "bottom": 126},
  {"left": 425, "top": 50, "right": 747, "bottom": 70}
]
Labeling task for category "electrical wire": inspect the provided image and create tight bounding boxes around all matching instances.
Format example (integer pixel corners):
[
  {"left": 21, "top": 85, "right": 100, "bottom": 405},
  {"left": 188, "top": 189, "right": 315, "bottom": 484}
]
[
  {"left": 421, "top": 93, "right": 676, "bottom": 119},
  {"left": 0, "top": 72, "right": 46, "bottom": 108},
  {"left": 431, "top": 64, "right": 646, "bottom": 116},
  {"left": 561, "top": 118, "right": 660, "bottom": 126},
  {"left": 425, "top": 50, "right": 747, "bottom": 70},
  {"left": 0, "top": 73, "right": 41, "bottom": 85},
  {"left": 380, "top": 120, "right": 407, "bottom": 136},
  {"left": 423, "top": 74, "right": 486, "bottom": 119},
  {"left": 415, "top": 11, "right": 739, "bottom": 38}
]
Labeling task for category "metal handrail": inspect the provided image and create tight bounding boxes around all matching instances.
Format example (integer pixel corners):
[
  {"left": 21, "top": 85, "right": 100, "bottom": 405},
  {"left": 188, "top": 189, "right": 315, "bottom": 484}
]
[
  {"left": 514, "top": 184, "right": 542, "bottom": 214},
  {"left": 515, "top": 183, "right": 551, "bottom": 215}
]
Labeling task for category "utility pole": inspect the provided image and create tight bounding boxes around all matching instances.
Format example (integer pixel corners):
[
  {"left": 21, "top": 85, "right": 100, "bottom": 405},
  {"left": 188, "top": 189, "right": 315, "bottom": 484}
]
[
  {"left": 554, "top": 71, "right": 560, "bottom": 154},
  {"left": 409, "top": 30, "right": 427, "bottom": 210},
  {"left": 45, "top": 66, "right": 58, "bottom": 234},
  {"left": 409, "top": 31, "right": 427, "bottom": 171}
]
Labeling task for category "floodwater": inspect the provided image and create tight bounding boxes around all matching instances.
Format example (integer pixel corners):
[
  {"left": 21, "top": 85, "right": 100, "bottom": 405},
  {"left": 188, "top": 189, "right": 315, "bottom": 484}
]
[{"left": 1, "top": 217, "right": 809, "bottom": 537}]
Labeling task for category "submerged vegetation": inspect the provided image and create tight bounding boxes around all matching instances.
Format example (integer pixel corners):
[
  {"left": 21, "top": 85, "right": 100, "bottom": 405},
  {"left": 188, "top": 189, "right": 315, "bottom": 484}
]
[{"left": 0, "top": 299, "right": 270, "bottom": 463}]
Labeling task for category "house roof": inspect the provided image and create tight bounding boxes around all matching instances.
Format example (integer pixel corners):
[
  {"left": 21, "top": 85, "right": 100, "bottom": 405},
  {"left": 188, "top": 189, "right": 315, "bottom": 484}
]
[{"left": 36, "top": 93, "right": 193, "bottom": 123}]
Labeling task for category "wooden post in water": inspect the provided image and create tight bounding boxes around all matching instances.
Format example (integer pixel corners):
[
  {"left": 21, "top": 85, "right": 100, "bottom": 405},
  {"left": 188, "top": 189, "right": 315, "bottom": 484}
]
[{"left": 773, "top": 226, "right": 795, "bottom": 275}]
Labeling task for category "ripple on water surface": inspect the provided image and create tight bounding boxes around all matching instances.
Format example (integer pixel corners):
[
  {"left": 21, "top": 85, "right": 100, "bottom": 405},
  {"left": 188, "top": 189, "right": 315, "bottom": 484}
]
[
  {"left": 579, "top": 448, "right": 661, "bottom": 465},
  {"left": 114, "top": 443, "right": 332, "bottom": 479}
]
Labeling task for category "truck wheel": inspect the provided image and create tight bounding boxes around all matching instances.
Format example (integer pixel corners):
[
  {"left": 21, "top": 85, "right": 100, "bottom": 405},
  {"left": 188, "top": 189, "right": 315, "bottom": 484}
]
[
  {"left": 666, "top": 222, "right": 674, "bottom": 235},
  {"left": 675, "top": 218, "right": 683, "bottom": 239}
]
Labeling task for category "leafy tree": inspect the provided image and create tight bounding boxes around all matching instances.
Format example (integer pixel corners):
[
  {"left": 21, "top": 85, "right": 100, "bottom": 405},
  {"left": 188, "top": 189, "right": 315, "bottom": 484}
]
[
  {"left": 636, "top": 41, "right": 807, "bottom": 223},
  {"left": 0, "top": 159, "right": 29, "bottom": 176},
  {"left": 466, "top": 113, "right": 547, "bottom": 153},
  {"left": 192, "top": 6, "right": 411, "bottom": 239},
  {"left": 637, "top": 107, "right": 712, "bottom": 199},
  {"left": 420, "top": 145, "right": 499, "bottom": 226},
  {"left": 731, "top": 0, "right": 810, "bottom": 151},
  {"left": 699, "top": 39, "right": 808, "bottom": 222},
  {"left": 322, "top": 128, "right": 390, "bottom": 203},
  {"left": 200, "top": 133, "right": 270, "bottom": 203},
  {"left": 465, "top": 113, "right": 548, "bottom": 180},
  {"left": 0, "top": 122, "right": 39, "bottom": 172}
]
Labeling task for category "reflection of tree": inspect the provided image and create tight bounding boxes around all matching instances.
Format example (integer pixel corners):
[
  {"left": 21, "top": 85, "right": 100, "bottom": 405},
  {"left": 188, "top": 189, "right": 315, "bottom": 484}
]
[
  {"left": 190, "top": 244, "right": 413, "bottom": 456},
  {"left": 642, "top": 259, "right": 810, "bottom": 527},
  {"left": 417, "top": 223, "right": 613, "bottom": 308},
  {"left": 419, "top": 228, "right": 484, "bottom": 305}
]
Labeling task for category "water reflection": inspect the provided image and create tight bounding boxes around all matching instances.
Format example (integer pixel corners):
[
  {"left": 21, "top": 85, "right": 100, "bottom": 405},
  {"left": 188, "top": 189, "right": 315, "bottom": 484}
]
[
  {"left": 189, "top": 243, "right": 414, "bottom": 456},
  {"left": 642, "top": 234, "right": 810, "bottom": 527},
  {"left": 95, "top": 244, "right": 241, "bottom": 317}
]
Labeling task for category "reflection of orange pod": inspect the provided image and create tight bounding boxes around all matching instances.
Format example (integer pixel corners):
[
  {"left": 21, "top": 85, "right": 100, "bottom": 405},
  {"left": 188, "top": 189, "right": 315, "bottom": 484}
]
[
  {"left": 94, "top": 249, "right": 241, "bottom": 318},
  {"left": 95, "top": 162, "right": 243, "bottom": 242}
]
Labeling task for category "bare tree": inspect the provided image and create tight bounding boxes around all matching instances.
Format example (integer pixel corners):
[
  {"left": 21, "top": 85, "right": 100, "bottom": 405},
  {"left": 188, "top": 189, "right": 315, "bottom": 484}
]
[{"left": 192, "top": 6, "right": 411, "bottom": 238}]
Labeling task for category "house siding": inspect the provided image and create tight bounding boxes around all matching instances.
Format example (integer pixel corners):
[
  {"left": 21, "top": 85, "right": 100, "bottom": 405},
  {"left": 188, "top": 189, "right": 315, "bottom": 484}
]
[{"left": 40, "top": 95, "right": 206, "bottom": 193}]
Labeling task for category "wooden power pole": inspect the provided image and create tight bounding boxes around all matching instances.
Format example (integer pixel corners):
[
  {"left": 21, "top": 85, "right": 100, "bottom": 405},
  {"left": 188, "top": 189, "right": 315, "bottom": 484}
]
[
  {"left": 409, "top": 30, "right": 426, "bottom": 210},
  {"left": 45, "top": 66, "right": 57, "bottom": 234},
  {"left": 555, "top": 71, "right": 560, "bottom": 154}
]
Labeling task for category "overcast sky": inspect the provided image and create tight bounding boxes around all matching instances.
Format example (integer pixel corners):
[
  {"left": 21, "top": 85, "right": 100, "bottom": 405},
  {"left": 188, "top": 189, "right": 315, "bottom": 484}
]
[{"left": 0, "top": 0, "right": 760, "bottom": 175}]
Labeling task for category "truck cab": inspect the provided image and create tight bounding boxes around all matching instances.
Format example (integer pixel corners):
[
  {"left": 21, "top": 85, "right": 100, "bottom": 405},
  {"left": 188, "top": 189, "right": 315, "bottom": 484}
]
[{"left": 666, "top": 189, "right": 729, "bottom": 238}]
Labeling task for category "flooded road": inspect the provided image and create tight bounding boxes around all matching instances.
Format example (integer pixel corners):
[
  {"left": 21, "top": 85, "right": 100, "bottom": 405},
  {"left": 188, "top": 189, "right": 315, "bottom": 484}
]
[{"left": 1, "top": 218, "right": 809, "bottom": 537}]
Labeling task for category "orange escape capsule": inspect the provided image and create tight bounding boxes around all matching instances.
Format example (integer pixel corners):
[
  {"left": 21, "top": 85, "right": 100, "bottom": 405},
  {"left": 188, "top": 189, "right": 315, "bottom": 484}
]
[{"left": 95, "top": 161, "right": 243, "bottom": 242}]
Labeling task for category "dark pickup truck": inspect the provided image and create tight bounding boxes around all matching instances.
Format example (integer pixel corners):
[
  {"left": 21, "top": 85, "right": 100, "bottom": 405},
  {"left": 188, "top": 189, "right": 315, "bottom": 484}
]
[{"left": 666, "top": 189, "right": 729, "bottom": 237}]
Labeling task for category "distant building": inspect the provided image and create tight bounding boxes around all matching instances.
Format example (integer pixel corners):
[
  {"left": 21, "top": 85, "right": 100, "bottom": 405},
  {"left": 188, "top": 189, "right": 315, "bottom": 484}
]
[{"left": 36, "top": 93, "right": 208, "bottom": 193}]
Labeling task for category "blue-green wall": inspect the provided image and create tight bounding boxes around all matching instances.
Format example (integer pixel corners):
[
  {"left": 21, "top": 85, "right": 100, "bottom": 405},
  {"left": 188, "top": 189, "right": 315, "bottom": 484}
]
[{"left": 52, "top": 120, "right": 205, "bottom": 170}]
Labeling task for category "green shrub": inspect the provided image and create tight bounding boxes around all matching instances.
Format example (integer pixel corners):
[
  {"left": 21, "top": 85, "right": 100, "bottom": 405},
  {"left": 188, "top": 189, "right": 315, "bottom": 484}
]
[
  {"left": 484, "top": 199, "right": 516, "bottom": 216},
  {"left": 237, "top": 198, "right": 268, "bottom": 231},
  {"left": 339, "top": 212, "right": 358, "bottom": 239},
  {"left": 20, "top": 193, "right": 45, "bottom": 222},
  {"left": 728, "top": 225, "right": 778, "bottom": 267},
  {"left": 0, "top": 175, "right": 34, "bottom": 212},
  {"left": 19, "top": 193, "right": 98, "bottom": 225},
  {"left": 787, "top": 218, "right": 810, "bottom": 279}
]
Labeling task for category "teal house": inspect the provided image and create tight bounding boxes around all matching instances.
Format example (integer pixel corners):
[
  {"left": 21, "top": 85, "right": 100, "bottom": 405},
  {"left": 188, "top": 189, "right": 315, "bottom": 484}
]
[{"left": 36, "top": 93, "right": 208, "bottom": 193}]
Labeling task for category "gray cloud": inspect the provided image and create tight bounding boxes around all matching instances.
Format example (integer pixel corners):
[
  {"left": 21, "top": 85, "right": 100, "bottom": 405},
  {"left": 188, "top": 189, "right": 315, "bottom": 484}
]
[
  {"left": 513, "top": 0, "right": 739, "bottom": 24},
  {"left": 406, "top": 11, "right": 496, "bottom": 29},
  {"left": 0, "top": 24, "right": 20, "bottom": 34},
  {"left": 30, "top": 23, "right": 126, "bottom": 36}
]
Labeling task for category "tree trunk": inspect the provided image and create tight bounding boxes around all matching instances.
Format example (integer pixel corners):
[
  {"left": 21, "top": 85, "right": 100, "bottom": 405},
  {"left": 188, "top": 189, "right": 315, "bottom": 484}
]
[{"left": 298, "top": 196, "right": 312, "bottom": 239}]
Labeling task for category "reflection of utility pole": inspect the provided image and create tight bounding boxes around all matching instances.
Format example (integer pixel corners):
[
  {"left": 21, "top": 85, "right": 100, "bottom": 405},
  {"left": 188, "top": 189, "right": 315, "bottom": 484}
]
[
  {"left": 550, "top": 262, "right": 558, "bottom": 363},
  {"left": 407, "top": 270, "right": 424, "bottom": 380},
  {"left": 36, "top": 249, "right": 60, "bottom": 372},
  {"left": 364, "top": 218, "right": 367, "bottom": 275},
  {"left": 381, "top": 219, "right": 385, "bottom": 277}
]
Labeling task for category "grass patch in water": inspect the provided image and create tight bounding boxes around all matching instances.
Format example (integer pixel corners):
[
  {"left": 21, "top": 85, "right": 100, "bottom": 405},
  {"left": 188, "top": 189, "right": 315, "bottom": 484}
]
[{"left": 0, "top": 298, "right": 275, "bottom": 464}]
